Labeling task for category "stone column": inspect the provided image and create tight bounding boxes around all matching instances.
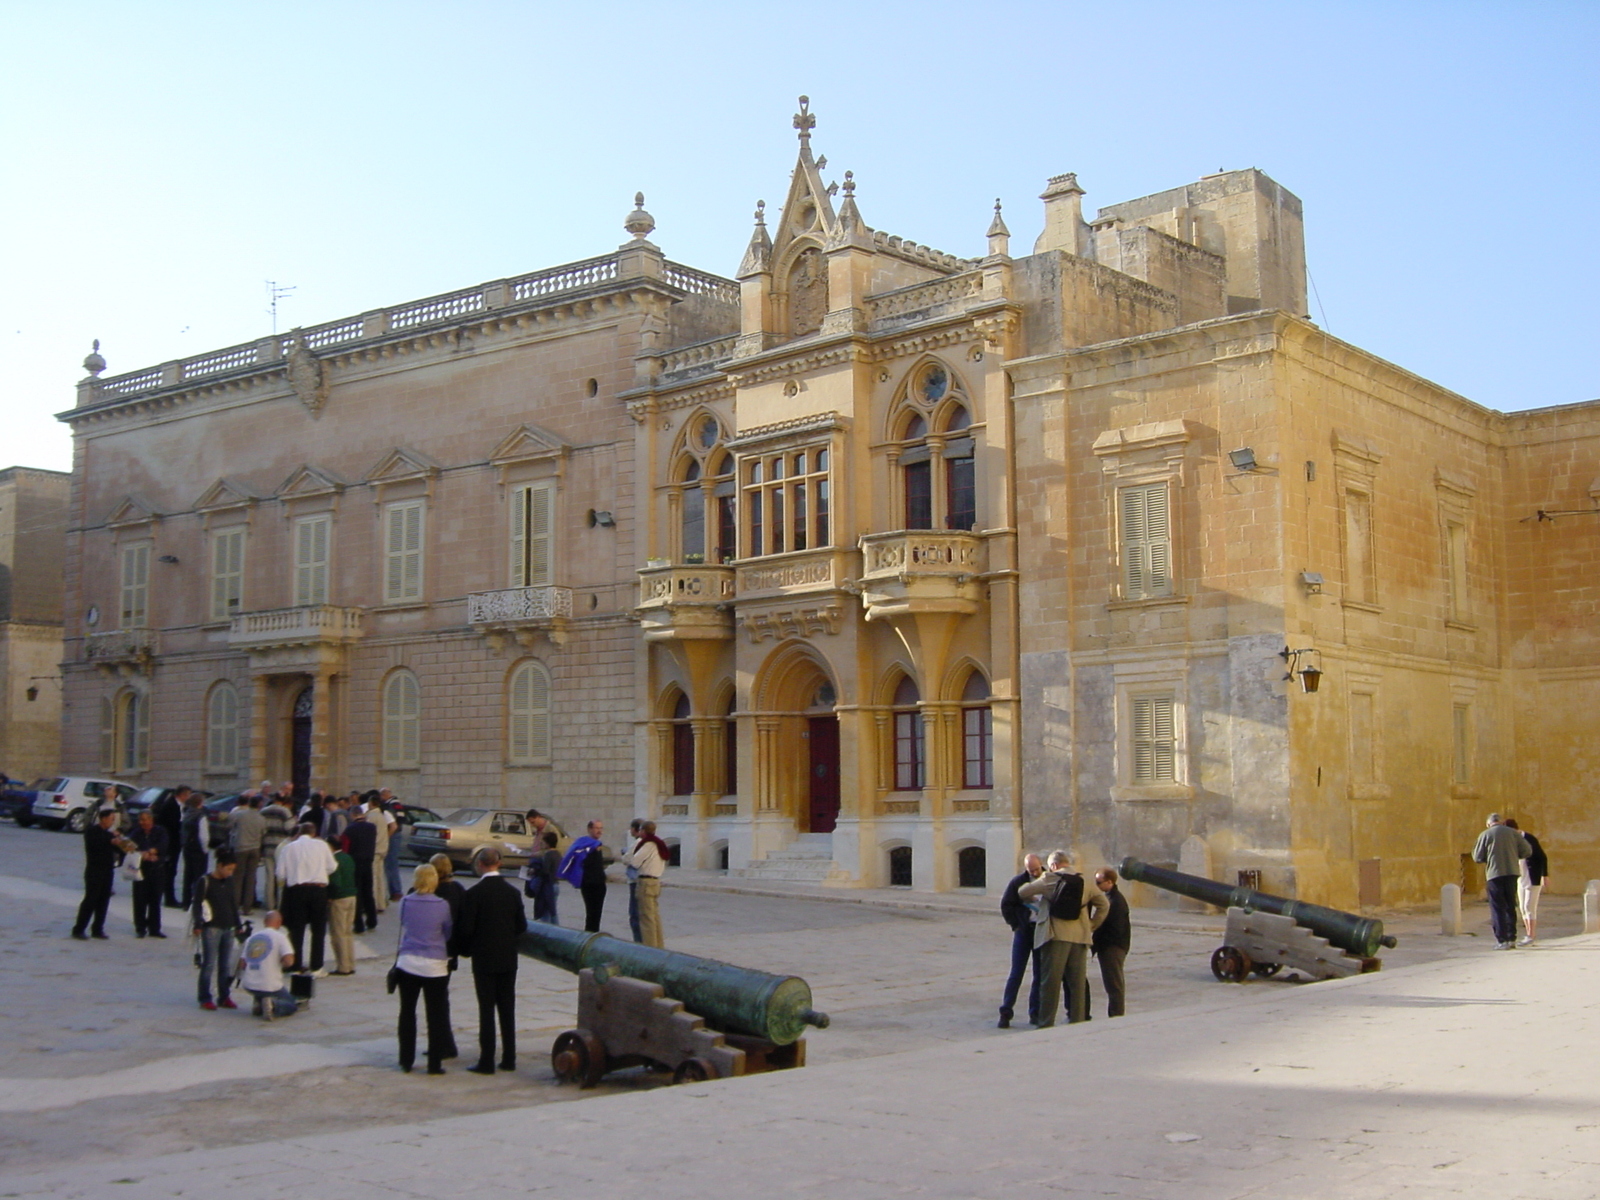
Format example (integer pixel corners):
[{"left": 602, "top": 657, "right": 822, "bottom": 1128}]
[
  {"left": 248, "top": 673, "right": 271, "bottom": 783},
  {"left": 310, "top": 669, "right": 334, "bottom": 792}
]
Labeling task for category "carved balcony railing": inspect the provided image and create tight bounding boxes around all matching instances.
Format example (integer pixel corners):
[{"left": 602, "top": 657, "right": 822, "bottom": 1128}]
[
  {"left": 85, "top": 627, "right": 157, "bottom": 671},
  {"left": 467, "top": 586, "right": 573, "bottom": 648},
  {"left": 635, "top": 565, "right": 736, "bottom": 642},
  {"left": 857, "top": 531, "right": 987, "bottom": 621},
  {"left": 228, "top": 605, "right": 365, "bottom": 650},
  {"left": 865, "top": 271, "right": 984, "bottom": 332}
]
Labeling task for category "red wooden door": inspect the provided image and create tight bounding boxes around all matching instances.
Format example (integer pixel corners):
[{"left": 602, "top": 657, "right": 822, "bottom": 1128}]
[{"left": 807, "top": 716, "right": 840, "bottom": 833}]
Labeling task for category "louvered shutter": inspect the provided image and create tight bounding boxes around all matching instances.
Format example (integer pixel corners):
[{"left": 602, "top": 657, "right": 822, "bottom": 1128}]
[
  {"left": 121, "top": 543, "right": 150, "bottom": 625},
  {"left": 295, "top": 516, "right": 329, "bottom": 606},
  {"left": 510, "top": 487, "right": 529, "bottom": 586},
  {"left": 212, "top": 529, "right": 244, "bottom": 621},
  {"left": 1121, "top": 484, "right": 1171, "bottom": 599},
  {"left": 1132, "top": 696, "right": 1176, "bottom": 782},
  {"left": 508, "top": 662, "right": 551, "bottom": 764},
  {"left": 100, "top": 697, "right": 115, "bottom": 772},
  {"left": 527, "top": 483, "right": 553, "bottom": 586},
  {"left": 385, "top": 502, "right": 424, "bottom": 603}
]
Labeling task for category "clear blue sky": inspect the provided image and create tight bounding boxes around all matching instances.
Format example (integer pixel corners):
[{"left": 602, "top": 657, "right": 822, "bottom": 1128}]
[{"left": 3, "top": 1, "right": 1595, "bottom": 474}]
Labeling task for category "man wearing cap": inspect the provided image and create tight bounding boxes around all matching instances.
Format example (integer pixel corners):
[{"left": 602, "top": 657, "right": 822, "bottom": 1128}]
[{"left": 1472, "top": 813, "right": 1531, "bottom": 950}]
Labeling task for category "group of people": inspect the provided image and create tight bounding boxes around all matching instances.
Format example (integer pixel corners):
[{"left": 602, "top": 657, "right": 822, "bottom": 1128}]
[
  {"left": 996, "top": 850, "right": 1130, "bottom": 1029},
  {"left": 1472, "top": 812, "right": 1550, "bottom": 949}
]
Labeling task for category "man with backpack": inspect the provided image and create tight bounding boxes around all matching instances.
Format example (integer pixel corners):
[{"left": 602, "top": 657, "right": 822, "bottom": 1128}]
[{"left": 1017, "top": 849, "right": 1109, "bottom": 1028}]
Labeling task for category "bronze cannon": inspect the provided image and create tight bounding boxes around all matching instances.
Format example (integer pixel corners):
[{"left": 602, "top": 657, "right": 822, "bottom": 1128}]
[
  {"left": 1120, "top": 857, "right": 1397, "bottom": 982},
  {"left": 519, "top": 923, "right": 829, "bottom": 1086}
]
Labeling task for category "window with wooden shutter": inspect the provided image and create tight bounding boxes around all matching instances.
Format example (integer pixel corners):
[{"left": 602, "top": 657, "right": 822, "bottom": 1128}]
[
  {"left": 207, "top": 682, "right": 239, "bottom": 772},
  {"left": 99, "top": 696, "right": 114, "bottom": 772},
  {"left": 1131, "top": 695, "right": 1176, "bottom": 782},
  {"left": 507, "top": 660, "right": 552, "bottom": 765},
  {"left": 511, "top": 483, "right": 554, "bottom": 587},
  {"left": 117, "top": 690, "right": 150, "bottom": 773},
  {"left": 210, "top": 528, "right": 245, "bottom": 622},
  {"left": 294, "top": 515, "right": 330, "bottom": 606},
  {"left": 384, "top": 501, "right": 424, "bottom": 604},
  {"left": 120, "top": 542, "right": 151, "bottom": 626},
  {"left": 382, "top": 670, "right": 421, "bottom": 768},
  {"left": 1120, "top": 483, "right": 1171, "bottom": 599}
]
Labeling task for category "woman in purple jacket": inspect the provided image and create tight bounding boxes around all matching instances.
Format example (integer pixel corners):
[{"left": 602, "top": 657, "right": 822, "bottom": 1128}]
[{"left": 394, "top": 863, "right": 453, "bottom": 1074}]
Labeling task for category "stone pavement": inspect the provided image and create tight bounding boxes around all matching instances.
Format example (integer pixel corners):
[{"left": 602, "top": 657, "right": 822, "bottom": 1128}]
[{"left": 3, "top": 819, "right": 1592, "bottom": 1196}]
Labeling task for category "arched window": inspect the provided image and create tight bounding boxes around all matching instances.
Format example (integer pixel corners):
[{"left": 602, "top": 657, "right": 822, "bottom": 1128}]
[
  {"left": 381, "top": 670, "right": 421, "bottom": 769},
  {"left": 113, "top": 688, "right": 150, "bottom": 773},
  {"left": 892, "top": 361, "right": 977, "bottom": 531},
  {"left": 957, "top": 846, "right": 987, "bottom": 889},
  {"left": 206, "top": 682, "right": 240, "bottom": 773},
  {"left": 670, "top": 693, "right": 695, "bottom": 796},
  {"left": 673, "top": 415, "right": 735, "bottom": 564},
  {"left": 888, "top": 845, "right": 913, "bottom": 887},
  {"left": 891, "top": 676, "right": 925, "bottom": 791},
  {"left": 961, "top": 671, "right": 993, "bottom": 789},
  {"left": 742, "top": 446, "right": 830, "bottom": 557},
  {"left": 722, "top": 691, "right": 738, "bottom": 796},
  {"left": 507, "top": 660, "right": 552, "bottom": 766}
]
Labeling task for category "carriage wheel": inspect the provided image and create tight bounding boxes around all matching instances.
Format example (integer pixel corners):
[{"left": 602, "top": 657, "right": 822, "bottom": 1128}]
[
  {"left": 672, "top": 1057, "right": 713, "bottom": 1085},
  {"left": 551, "top": 1029, "right": 607, "bottom": 1088},
  {"left": 1210, "top": 945, "right": 1253, "bottom": 983},
  {"left": 1251, "top": 961, "right": 1282, "bottom": 978}
]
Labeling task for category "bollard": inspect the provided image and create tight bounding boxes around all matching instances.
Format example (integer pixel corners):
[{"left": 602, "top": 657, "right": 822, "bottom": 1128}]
[
  {"left": 1440, "top": 883, "right": 1461, "bottom": 935},
  {"left": 1585, "top": 881, "right": 1600, "bottom": 935}
]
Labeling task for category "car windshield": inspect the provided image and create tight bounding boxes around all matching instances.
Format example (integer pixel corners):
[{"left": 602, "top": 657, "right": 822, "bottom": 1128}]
[
  {"left": 404, "top": 807, "right": 443, "bottom": 824},
  {"left": 443, "top": 809, "right": 487, "bottom": 825},
  {"left": 33, "top": 778, "right": 63, "bottom": 790}
]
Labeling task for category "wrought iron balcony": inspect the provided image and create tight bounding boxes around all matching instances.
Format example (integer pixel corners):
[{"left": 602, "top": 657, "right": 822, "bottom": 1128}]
[
  {"left": 85, "top": 627, "right": 157, "bottom": 670},
  {"left": 857, "top": 531, "right": 986, "bottom": 621},
  {"left": 635, "top": 565, "right": 736, "bottom": 642},
  {"left": 467, "top": 585, "right": 573, "bottom": 648},
  {"left": 228, "top": 605, "right": 365, "bottom": 650}
]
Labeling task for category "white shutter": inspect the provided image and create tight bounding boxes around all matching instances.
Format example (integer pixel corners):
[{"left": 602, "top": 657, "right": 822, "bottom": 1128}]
[
  {"left": 1131, "top": 695, "right": 1176, "bottom": 782},
  {"left": 121, "top": 543, "right": 150, "bottom": 625},
  {"left": 295, "top": 516, "right": 330, "bottom": 606},
  {"left": 528, "top": 483, "right": 553, "bottom": 586},
  {"left": 1121, "top": 483, "right": 1171, "bottom": 599},
  {"left": 208, "top": 684, "right": 239, "bottom": 771},
  {"left": 133, "top": 691, "right": 151, "bottom": 771},
  {"left": 510, "top": 486, "right": 529, "bottom": 587},
  {"left": 100, "top": 696, "right": 115, "bottom": 772},
  {"left": 508, "top": 661, "right": 552, "bottom": 765},
  {"left": 385, "top": 502, "right": 424, "bottom": 603},
  {"left": 211, "top": 528, "right": 244, "bottom": 621},
  {"left": 383, "top": 672, "right": 421, "bottom": 767}
]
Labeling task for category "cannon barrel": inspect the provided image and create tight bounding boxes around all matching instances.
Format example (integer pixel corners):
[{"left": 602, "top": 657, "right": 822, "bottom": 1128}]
[
  {"left": 518, "top": 924, "right": 829, "bottom": 1046},
  {"left": 1119, "top": 857, "right": 1398, "bottom": 959}
]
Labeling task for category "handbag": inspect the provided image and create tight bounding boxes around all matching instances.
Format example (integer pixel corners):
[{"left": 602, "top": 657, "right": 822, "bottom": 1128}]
[{"left": 119, "top": 851, "right": 144, "bottom": 882}]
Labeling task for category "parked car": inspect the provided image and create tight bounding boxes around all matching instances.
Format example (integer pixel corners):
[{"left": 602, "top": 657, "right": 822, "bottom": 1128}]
[
  {"left": 407, "top": 808, "right": 538, "bottom": 869},
  {"left": 201, "top": 793, "right": 249, "bottom": 849},
  {"left": 125, "top": 786, "right": 212, "bottom": 818},
  {"left": 0, "top": 778, "right": 43, "bottom": 821},
  {"left": 26, "top": 777, "right": 138, "bottom": 833},
  {"left": 388, "top": 802, "right": 444, "bottom": 858}
]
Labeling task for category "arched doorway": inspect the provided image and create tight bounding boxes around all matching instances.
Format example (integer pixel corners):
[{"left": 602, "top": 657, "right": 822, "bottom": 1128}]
[
  {"left": 751, "top": 645, "right": 840, "bottom": 833},
  {"left": 291, "top": 685, "right": 314, "bottom": 793},
  {"left": 806, "top": 680, "right": 839, "bottom": 833}
]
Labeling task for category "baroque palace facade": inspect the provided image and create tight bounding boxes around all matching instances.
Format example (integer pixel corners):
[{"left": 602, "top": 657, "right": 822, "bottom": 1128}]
[{"left": 59, "top": 102, "right": 1600, "bottom": 905}]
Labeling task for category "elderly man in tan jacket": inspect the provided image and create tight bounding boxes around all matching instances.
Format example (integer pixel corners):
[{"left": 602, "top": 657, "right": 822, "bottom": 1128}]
[{"left": 1018, "top": 849, "right": 1109, "bottom": 1028}]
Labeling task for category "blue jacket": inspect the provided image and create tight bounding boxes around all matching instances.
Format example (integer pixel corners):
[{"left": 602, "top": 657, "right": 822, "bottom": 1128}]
[{"left": 397, "top": 892, "right": 452, "bottom": 961}]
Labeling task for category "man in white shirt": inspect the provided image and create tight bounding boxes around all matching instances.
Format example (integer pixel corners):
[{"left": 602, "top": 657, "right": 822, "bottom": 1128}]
[
  {"left": 622, "top": 821, "right": 668, "bottom": 948},
  {"left": 241, "top": 911, "right": 299, "bottom": 1020},
  {"left": 276, "top": 824, "right": 337, "bottom": 977}
]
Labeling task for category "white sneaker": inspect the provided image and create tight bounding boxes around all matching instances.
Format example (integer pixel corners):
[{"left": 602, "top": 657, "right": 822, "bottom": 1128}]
[
  {"left": 1517, "top": 936, "right": 1534, "bottom": 946},
  {"left": 263, "top": 997, "right": 276, "bottom": 1021},
  {"left": 309, "top": 968, "right": 329, "bottom": 979},
  {"left": 1495, "top": 941, "right": 1514, "bottom": 950}
]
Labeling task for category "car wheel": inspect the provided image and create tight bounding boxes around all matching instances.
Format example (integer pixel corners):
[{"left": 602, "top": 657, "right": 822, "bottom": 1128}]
[
  {"left": 14, "top": 814, "right": 33, "bottom": 828},
  {"left": 65, "top": 809, "right": 89, "bottom": 834}
]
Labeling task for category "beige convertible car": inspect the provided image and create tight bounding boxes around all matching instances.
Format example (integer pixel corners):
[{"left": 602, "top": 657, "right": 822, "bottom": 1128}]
[{"left": 408, "top": 808, "right": 541, "bottom": 870}]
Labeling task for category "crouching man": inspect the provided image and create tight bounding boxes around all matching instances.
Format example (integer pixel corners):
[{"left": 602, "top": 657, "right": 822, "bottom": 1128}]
[{"left": 241, "top": 910, "right": 300, "bottom": 1020}]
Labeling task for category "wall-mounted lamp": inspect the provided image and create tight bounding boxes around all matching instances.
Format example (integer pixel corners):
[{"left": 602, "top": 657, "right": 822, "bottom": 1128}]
[
  {"left": 157, "top": 554, "right": 180, "bottom": 564},
  {"left": 1299, "top": 571, "right": 1324, "bottom": 595},
  {"left": 26, "top": 687, "right": 37, "bottom": 702},
  {"left": 1279, "top": 646, "right": 1324, "bottom": 693},
  {"left": 1228, "top": 447, "right": 1259, "bottom": 472},
  {"left": 587, "top": 509, "right": 615, "bottom": 528}
]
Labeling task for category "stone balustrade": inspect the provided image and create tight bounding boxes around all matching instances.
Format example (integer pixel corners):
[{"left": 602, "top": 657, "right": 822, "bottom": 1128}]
[
  {"left": 660, "top": 336, "right": 739, "bottom": 380},
  {"left": 637, "top": 564, "right": 736, "bottom": 607},
  {"left": 467, "top": 585, "right": 574, "bottom": 626},
  {"left": 865, "top": 271, "right": 985, "bottom": 331},
  {"left": 228, "top": 605, "right": 366, "bottom": 649},
  {"left": 860, "top": 531, "right": 985, "bottom": 578},
  {"left": 84, "top": 627, "right": 158, "bottom": 662}
]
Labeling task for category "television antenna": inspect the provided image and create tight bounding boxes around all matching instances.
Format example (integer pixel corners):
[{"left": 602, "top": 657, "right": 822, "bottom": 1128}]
[{"left": 266, "top": 280, "right": 297, "bottom": 334}]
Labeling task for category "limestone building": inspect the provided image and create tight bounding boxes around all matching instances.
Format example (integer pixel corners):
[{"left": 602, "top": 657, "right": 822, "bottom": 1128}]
[
  {"left": 0, "top": 465, "right": 70, "bottom": 781},
  {"left": 58, "top": 101, "right": 1600, "bottom": 906}
]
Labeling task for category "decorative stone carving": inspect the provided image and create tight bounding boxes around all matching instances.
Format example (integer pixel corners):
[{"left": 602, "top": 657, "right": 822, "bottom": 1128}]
[
  {"left": 285, "top": 334, "right": 327, "bottom": 415},
  {"left": 741, "top": 604, "right": 843, "bottom": 643}
]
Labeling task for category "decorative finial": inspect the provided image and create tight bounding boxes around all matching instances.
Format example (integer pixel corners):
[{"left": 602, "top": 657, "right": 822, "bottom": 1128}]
[
  {"left": 624, "top": 191, "right": 656, "bottom": 240},
  {"left": 793, "top": 95, "right": 815, "bottom": 143},
  {"left": 826, "top": 181, "right": 839, "bottom": 198},
  {"left": 842, "top": 170, "right": 855, "bottom": 197},
  {"left": 816, "top": 155, "right": 827, "bottom": 171},
  {"left": 986, "top": 198, "right": 1011, "bottom": 251},
  {"left": 754, "top": 199, "right": 766, "bottom": 227},
  {"left": 82, "top": 338, "right": 106, "bottom": 377}
]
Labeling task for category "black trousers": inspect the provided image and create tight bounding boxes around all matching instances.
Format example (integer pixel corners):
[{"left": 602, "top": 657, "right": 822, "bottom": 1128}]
[
  {"left": 353, "top": 858, "right": 378, "bottom": 931},
  {"left": 282, "top": 883, "right": 329, "bottom": 971},
  {"left": 132, "top": 875, "right": 164, "bottom": 935},
  {"left": 1487, "top": 875, "right": 1519, "bottom": 944},
  {"left": 396, "top": 970, "right": 452, "bottom": 1070},
  {"left": 160, "top": 848, "right": 182, "bottom": 905},
  {"left": 182, "top": 847, "right": 209, "bottom": 908},
  {"left": 1091, "top": 945, "right": 1127, "bottom": 1018},
  {"left": 581, "top": 881, "right": 607, "bottom": 932},
  {"left": 472, "top": 968, "right": 517, "bottom": 1067},
  {"left": 74, "top": 869, "right": 113, "bottom": 935}
]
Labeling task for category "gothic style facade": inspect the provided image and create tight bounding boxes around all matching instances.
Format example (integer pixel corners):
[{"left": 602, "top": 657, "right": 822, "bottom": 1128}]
[{"left": 58, "top": 102, "right": 1600, "bottom": 905}]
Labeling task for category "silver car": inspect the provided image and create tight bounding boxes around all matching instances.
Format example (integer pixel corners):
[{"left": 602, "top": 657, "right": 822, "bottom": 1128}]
[{"left": 408, "top": 808, "right": 539, "bottom": 869}]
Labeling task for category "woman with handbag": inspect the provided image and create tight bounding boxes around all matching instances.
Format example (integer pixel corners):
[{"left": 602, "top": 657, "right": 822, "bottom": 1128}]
[{"left": 393, "top": 863, "right": 453, "bottom": 1075}]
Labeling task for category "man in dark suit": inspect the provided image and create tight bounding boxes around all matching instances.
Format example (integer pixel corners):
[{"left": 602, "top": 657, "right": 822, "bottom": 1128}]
[
  {"left": 1089, "top": 867, "right": 1132, "bottom": 1018},
  {"left": 455, "top": 846, "right": 527, "bottom": 1074},
  {"left": 996, "top": 852, "right": 1043, "bottom": 1028},
  {"left": 343, "top": 808, "right": 379, "bottom": 933},
  {"left": 73, "top": 808, "right": 131, "bottom": 939}
]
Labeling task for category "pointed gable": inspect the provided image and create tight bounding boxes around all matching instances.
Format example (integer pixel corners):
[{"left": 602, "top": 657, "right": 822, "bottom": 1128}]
[
  {"left": 769, "top": 96, "right": 839, "bottom": 272},
  {"left": 193, "top": 477, "right": 269, "bottom": 513},
  {"left": 277, "top": 464, "right": 356, "bottom": 500},
  {"left": 365, "top": 446, "right": 442, "bottom": 485},
  {"left": 105, "top": 494, "right": 161, "bottom": 528},
  {"left": 489, "top": 424, "right": 570, "bottom": 467}
]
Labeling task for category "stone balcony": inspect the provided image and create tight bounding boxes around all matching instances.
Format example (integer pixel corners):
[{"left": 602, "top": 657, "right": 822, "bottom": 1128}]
[
  {"left": 228, "top": 605, "right": 366, "bottom": 650},
  {"left": 857, "top": 531, "right": 987, "bottom": 621},
  {"left": 635, "top": 564, "right": 736, "bottom": 642},
  {"left": 467, "top": 585, "right": 573, "bottom": 649},
  {"left": 85, "top": 627, "right": 157, "bottom": 674}
]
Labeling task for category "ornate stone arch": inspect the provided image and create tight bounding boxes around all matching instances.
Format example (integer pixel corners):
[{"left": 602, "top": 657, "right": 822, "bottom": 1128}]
[{"left": 941, "top": 657, "right": 990, "bottom": 702}]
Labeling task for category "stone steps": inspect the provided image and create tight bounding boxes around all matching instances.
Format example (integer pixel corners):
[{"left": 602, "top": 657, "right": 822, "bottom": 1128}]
[{"left": 731, "top": 837, "right": 850, "bottom": 883}]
